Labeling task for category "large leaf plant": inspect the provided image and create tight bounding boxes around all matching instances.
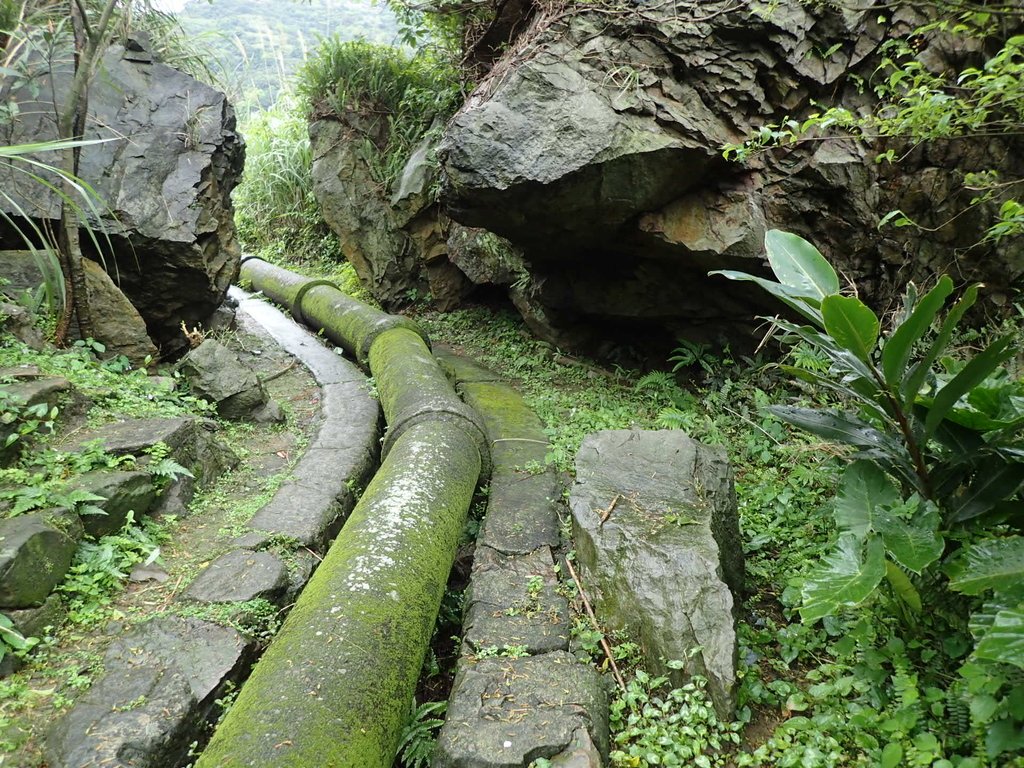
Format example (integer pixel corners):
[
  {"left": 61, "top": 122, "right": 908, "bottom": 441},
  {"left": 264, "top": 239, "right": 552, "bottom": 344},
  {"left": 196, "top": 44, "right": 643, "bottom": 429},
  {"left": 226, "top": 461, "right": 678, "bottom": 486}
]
[{"left": 711, "top": 230, "right": 1024, "bottom": 673}]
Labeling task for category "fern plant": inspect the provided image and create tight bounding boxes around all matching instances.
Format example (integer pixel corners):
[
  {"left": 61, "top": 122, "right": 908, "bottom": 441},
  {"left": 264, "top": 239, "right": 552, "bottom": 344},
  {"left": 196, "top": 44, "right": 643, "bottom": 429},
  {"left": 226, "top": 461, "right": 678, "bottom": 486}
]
[{"left": 396, "top": 698, "right": 446, "bottom": 768}]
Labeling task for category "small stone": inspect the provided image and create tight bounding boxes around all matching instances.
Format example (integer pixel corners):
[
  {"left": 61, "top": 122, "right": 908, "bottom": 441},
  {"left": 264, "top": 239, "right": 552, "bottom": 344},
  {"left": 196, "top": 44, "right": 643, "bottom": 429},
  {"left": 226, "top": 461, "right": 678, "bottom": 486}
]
[{"left": 129, "top": 563, "right": 169, "bottom": 583}]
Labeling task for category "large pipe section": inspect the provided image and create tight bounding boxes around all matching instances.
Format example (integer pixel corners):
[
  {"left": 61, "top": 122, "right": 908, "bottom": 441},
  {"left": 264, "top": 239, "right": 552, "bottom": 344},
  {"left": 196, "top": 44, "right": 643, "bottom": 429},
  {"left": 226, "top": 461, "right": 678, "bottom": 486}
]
[{"left": 197, "top": 259, "right": 489, "bottom": 767}]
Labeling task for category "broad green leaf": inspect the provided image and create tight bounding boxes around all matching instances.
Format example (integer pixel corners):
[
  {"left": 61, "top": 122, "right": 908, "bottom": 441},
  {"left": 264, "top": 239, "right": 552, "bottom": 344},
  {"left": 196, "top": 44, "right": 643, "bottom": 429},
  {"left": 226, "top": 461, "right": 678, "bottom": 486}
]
[
  {"left": 0, "top": 614, "right": 29, "bottom": 651},
  {"left": 708, "top": 270, "right": 822, "bottom": 325},
  {"left": 835, "top": 461, "right": 900, "bottom": 537},
  {"left": 949, "top": 461, "right": 1024, "bottom": 524},
  {"left": 924, "top": 335, "right": 1015, "bottom": 439},
  {"left": 822, "top": 295, "right": 880, "bottom": 364},
  {"left": 973, "top": 606, "right": 1024, "bottom": 670},
  {"left": 763, "top": 230, "right": 840, "bottom": 299},
  {"left": 875, "top": 498, "right": 944, "bottom": 573},
  {"left": 885, "top": 560, "right": 922, "bottom": 612},
  {"left": 800, "top": 534, "right": 886, "bottom": 622},
  {"left": 767, "top": 406, "right": 905, "bottom": 457},
  {"left": 947, "top": 537, "right": 1024, "bottom": 595},
  {"left": 883, "top": 276, "right": 954, "bottom": 388},
  {"left": 903, "top": 284, "right": 979, "bottom": 403}
]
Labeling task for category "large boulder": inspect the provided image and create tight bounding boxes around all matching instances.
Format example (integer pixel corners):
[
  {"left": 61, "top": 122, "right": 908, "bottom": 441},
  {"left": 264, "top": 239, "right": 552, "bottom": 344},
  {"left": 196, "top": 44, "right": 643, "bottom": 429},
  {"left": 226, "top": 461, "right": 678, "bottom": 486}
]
[
  {"left": 0, "top": 36, "right": 244, "bottom": 357},
  {"left": 310, "top": 118, "right": 425, "bottom": 306},
  {"left": 438, "top": 1, "right": 1024, "bottom": 352},
  {"left": 310, "top": 119, "right": 518, "bottom": 310},
  {"left": 569, "top": 429, "right": 743, "bottom": 717}
]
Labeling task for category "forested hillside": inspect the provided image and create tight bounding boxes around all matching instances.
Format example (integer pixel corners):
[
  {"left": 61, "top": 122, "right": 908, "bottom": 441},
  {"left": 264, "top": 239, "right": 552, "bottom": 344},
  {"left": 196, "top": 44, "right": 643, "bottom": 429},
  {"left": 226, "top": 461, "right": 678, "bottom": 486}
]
[{"left": 175, "top": 0, "right": 398, "bottom": 112}]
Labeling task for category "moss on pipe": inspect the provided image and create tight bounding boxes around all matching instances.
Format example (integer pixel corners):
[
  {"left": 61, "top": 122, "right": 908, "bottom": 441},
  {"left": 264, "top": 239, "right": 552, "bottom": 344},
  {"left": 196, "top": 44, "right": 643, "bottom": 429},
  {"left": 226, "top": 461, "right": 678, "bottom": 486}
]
[
  {"left": 300, "top": 285, "right": 426, "bottom": 363},
  {"left": 196, "top": 420, "right": 481, "bottom": 768},
  {"left": 240, "top": 258, "right": 427, "bottom": 362},
  {"left": 369, "top": 327, "right": 490, "bottom": 474}
]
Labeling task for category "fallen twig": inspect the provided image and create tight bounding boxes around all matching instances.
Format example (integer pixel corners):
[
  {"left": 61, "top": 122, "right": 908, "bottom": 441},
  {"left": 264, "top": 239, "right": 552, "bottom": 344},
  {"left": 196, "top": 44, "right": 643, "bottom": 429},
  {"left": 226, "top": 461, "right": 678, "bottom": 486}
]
[
  {"left": 564, "top": 556, "right": 627, "bottom": 693},
  {"left": 597, "top": 493, "right": 621, "bottom": 527}
]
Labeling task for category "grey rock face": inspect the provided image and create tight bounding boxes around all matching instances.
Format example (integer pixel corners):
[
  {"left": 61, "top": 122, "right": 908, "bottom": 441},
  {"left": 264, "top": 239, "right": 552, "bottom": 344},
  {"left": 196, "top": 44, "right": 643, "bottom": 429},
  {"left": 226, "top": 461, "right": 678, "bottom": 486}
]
[
  {"left": 435, "top": 651, "right": 608, "bottom": 768},
  {"left": 0, "top": 42, "right": 243, "bottom": 357},
  {"left": 177, "top": 339, "right": 281, "bottom": 422},
  {"left": 438, "top": 1, "right": 1024, "bottom": 350},
  {"left": 81, "top": 258, "right": 158, "bottom": 365},
  {"left": 45, "top": 616, "right": 251, "bottom": 768},
  {"left": 310, "top": 119, "right": 437, "bottom": 307},
  {"left": 570, "top": 429, "right": 743, "bottom": 717},
  {"left": 0, "top": 299, "right": 45, "bottom": 351},
  {"left": 0, "top": 512, "right": 81, "bottom": 608}
]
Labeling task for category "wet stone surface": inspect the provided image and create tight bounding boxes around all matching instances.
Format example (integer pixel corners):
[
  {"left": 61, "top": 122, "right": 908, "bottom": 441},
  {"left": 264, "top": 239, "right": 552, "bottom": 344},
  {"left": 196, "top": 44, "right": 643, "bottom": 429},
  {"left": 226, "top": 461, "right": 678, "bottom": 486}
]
[
  {"left": 463, "top": 545, "right": 569, "bottom": 655},
  {"left": 45, "top": 616, "right": 253, "bottom": 768}
]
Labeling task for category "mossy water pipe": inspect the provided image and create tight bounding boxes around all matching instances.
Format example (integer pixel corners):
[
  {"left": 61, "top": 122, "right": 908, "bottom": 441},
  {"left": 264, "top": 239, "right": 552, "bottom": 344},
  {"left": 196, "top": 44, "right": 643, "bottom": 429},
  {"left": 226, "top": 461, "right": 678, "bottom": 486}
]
[
  {"left": 240, "top": 258, "right": 489, "bottom": 471},
  {"left": 240, "top": 258, "right": 425, "bottom": 364},
  {"left": 197, "top": 259, "right": 491, "bottom": 767}
]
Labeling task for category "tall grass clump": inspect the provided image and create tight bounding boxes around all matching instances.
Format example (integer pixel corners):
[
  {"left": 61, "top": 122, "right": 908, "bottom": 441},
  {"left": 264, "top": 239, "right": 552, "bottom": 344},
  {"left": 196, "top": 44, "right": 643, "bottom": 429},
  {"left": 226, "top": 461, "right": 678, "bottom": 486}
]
[
  {"left": 296, "top": 38, "right": 461, "bottom": 191},
  {"left": 233, "top": 93, "right": 337, "bottom": 260}
]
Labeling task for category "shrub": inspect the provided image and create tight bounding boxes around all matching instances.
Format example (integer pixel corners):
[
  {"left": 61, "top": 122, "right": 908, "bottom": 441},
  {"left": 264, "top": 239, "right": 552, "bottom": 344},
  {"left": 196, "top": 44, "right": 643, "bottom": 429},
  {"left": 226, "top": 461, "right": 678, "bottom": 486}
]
[
  {"left": 712, "top": 230, "right": 1024, "bottom": 762},
  {"left": 296, "top": 38, "right": 460, "bottom": 191}
]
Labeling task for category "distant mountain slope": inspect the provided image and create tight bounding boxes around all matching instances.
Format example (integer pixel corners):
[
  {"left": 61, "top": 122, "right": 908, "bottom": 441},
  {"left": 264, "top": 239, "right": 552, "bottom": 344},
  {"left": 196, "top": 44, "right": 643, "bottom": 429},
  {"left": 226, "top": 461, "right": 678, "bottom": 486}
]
[{"left": 176, "top": 0, "right": 399, "bottom": 112}]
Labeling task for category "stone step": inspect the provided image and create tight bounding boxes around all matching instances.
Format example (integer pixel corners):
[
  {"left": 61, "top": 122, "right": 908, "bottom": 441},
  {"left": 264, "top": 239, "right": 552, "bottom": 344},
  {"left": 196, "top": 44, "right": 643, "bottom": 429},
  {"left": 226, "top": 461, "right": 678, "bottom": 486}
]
[{"left": 434, "top": 347, "right": 607, "bottom": 768}]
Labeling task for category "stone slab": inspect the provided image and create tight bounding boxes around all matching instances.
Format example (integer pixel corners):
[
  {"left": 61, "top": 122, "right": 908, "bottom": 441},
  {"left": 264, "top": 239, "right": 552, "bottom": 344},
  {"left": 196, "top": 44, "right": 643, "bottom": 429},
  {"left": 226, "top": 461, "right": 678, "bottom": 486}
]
[
  {"left": 570, "top": 428, "right": 742, "bottom": 716},
  {"left": 478, "top": 470, "right": 561, "bottom": 555},
  {"left": 245, "top": 481, "right": 354, "bottom": 550},
  {"left": 434, "top": 345, "right": 504, "bottom": 384},
  {"left": 73, "top": 470, "right": 157, "bottom": 538},
  {"left": 435, "top": 651, "right": 608, "bottom": 768},
  {"left": 46, "top": 615, "right": 252, "bottom": 768},
  {"left": 464, "top": 546, "right": 569, "bottom": 655},
  {"left": 185, "top": 548, "right": 289, "bottom": 605}
]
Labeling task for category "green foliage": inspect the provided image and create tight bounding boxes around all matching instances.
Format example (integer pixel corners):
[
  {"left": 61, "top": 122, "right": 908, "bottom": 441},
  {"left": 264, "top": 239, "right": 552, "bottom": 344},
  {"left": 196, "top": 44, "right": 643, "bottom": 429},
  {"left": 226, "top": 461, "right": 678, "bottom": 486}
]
[
  {"left": 396, "top": 699, "right": 446, "bottom": 768},
  {"left": 60, "top": 512, "right": 173, "bottom": 627},
  {"left": 0, "top": 388, "right": 56, "bottom": 451},
  {"left": 723, "top": 7, "right": 1024, "bottom": 243},
  {"left": 609, "top": 666, "right": 742, "bottom": 767},
  {"left": 296, "top": 37, "right": 460, "bottom": 191},
  {"left": 232, "top": 92, "right": 335, "bottom": 260},
  {"left": 174, "top": 0, "right": 398, "bottom": 112},
  {"left": 0, "top": 612, "right": 37, "bottom": 666},
  {"left": 713, "top": 228, "right": 1024, "bottom": 762},
  {"left": 0, "top": 336, "right": 206, "bottom": 524}
]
